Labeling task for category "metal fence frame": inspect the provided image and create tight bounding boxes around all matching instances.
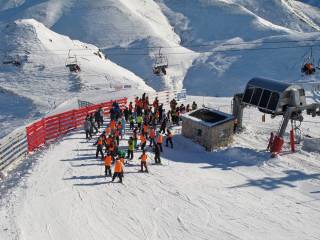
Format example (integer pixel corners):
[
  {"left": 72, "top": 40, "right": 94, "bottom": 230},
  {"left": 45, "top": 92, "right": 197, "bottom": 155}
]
[{"left": 0, "top": 127, "right": 28, "bottom": 171}]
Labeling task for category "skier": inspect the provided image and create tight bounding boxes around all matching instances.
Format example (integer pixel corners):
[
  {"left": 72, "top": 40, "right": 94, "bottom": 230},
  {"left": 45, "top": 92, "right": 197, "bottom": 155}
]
[
  {"left": 110, "top": 119, "right": 116, "bottom": 131},
  {"left": 186, "top": 104, "right": 191, "bottom": 112},
  {"left": 90, "top": 113, "right": 98, "bottom": 134},
  {"left": 94, "top": 109, "right": 101, "bottom": 128},
  {"left": 139, "top": 150, "right": 148, "bottom": 173},
  {"left": 104, "top": 152, "right": 112, "bottom": 177},
  {"left": 165, "top": 129, "right": 173, "bottom": 148},
  {"left": 170, "top": 98, "right": 177, "bottom": 111},
  {"left": 192, "top": 101, "right": 198, "bottom": 110},
  {"left": 114, "top": 129, "right": 120, "bottom": 146},
  {"left": 94, "top": 136, "right": 104, "bottom": 159},
  {"left": 137, "top": 114, "right": 143, "bottom": 130},
  {"left": 108, "top": 141, "right": 116, "bottom": 158},
  {"left": 123, "top": 107, "right": 129, "bottom": 122},
  {"left": 140, "top": 134, "right": 147, "bottom": 151},
  {"left": 157, "top": 133, "right": 163, "bottom": 152},
  {"left": 154, "top": 143, "right": 161, "bottom": 164},
  {"left": 142, "top": 122, "right": 149, "bottom": 136},
  {"left": 153, "top": 97, "right": 159, "bottom": 111},
  {"left": 112, "top": 158, "right": 124, "bottom": 183},
  {"left": 127, "top": 137, "right": 134, "bottom": 160},
  {"left": 84, "top": 117, "right": 92, "bottom": 140},
  {"left": 129, "top": 115, "right": 135, "bottom": 130},
  {"left": 99, "top": 107, "right": 104, "bottom": 126},
  {"left": 105, "top": 125, "right": 111, "bottom": 136},
  {"left": 105, "top": 135, "right": 113, "bottom": 152},
  {"left": 133, "top": 127, "right": 138, "bottom": 149},
  {"left": 149, "top": 127, "right": 156, "bottom": 147},
  {"left": 121, "top": 117, "right": 126, "bottom": 136},
  {"left": 159, "top": 119, "right": 166, "bottom": 134}
]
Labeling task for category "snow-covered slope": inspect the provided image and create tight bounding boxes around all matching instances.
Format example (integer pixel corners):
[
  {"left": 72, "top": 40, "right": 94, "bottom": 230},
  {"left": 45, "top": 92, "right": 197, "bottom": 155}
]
[
  {"left": 0, "top": 19, "right": 153, "bottom": 137},
  {"left": 1, "top": 96, "right": 320, "bottom": 240},
  {"left": 0, "top": 0, "right": 197, "bottom": 91},
  {"left": 1, "top": 0, "right": 320, "bottom": 136},
  {"left": 1, "top": 0, "right": 320, "bottom": 95}
]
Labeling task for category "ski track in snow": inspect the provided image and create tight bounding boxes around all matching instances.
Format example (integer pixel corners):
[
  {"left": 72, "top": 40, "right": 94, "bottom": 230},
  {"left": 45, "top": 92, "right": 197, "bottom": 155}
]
[{"left": 0, "top": 98, "right": 320, "bottom": 240}]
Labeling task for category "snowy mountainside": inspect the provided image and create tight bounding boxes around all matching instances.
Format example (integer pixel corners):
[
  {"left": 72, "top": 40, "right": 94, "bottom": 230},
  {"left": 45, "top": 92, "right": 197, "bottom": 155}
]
[
  {"left": 0, "top": 0, "right": 197, "bottom": 91},
  {"left": 0, "top": 19, "right": 153, "bottom": 137},
  {"left": 1, "top": 0, "right": 320, "bottom": 94}
]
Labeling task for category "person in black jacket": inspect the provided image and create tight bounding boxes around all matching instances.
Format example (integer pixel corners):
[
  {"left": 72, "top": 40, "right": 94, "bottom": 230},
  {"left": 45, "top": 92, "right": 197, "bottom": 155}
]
[
  {"left": 89, "top": 113, "right": 98, "bottom": 134},
  {"left": 154, "top": 143, "right": 161, "bottom": 164}
]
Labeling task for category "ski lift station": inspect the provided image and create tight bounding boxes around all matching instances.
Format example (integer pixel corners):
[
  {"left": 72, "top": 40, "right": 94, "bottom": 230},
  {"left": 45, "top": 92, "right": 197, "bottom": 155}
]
[{"left": 181, "top": 108, "right": 235, "bottom": 151}]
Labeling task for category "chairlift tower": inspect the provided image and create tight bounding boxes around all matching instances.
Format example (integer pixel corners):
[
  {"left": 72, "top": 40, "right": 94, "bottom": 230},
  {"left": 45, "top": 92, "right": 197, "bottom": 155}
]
[{"left": 233, "top": 77, "right": 320, "bottom": 155}]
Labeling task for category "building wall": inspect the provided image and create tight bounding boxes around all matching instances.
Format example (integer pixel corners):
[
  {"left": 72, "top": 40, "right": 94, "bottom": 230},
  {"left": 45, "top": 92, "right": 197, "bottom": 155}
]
[{"left": 182, "top": 118, "right": 234, "bottom": 151}]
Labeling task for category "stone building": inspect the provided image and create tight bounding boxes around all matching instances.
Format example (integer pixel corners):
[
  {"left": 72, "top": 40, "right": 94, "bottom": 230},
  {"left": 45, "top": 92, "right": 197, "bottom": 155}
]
[{"left": 181, "top": 108, "right": 235, "bottom": 151}]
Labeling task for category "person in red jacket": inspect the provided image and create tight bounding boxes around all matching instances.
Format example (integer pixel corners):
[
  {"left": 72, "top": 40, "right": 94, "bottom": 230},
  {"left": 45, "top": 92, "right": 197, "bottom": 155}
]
[{"left": 149, "top": 127, "right": 156, "bottom": 147}]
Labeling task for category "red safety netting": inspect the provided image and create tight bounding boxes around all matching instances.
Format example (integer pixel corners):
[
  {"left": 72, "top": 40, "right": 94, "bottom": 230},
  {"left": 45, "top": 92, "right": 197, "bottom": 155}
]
[{"left": 26, "top": 98, "right": 127, "bottom": 152}]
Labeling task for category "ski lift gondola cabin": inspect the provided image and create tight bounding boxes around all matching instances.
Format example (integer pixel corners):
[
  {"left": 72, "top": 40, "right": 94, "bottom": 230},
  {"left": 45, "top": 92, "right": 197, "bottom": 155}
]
[{"left": 242, "top": 78, "right": 306, "bottom": 116}]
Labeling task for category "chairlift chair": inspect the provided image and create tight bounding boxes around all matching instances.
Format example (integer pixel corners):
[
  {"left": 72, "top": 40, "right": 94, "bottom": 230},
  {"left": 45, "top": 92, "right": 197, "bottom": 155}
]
[
  {"left": 301, "top": 47, "right": 316, "bottom": 75},
  {"left": 153, "top": 48, "right": 168, "bottom": 76},
  {"left": 65, "top": 50, "right": 81, "bottom": 72},
  {"left": 301, "top": 62, "right": 316, "bottom": 75},
  {"left": 3, "top": 55, "right": 21, "bottom": 66}
]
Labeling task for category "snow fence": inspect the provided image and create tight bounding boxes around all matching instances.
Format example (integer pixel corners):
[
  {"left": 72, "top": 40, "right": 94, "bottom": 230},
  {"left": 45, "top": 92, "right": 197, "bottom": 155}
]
[{"left": 0, "top": 97, "right": 127, "bottom": 172}]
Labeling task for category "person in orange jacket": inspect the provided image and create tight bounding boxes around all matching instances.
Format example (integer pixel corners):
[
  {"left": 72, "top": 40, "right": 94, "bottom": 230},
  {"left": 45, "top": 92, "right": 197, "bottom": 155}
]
[
  {"left": 139, "top": 150, "right": 148, "bottom": 173},
  {"left": 112, "top": 158, "right": 124, "bottom": 183},
  {"left": 110, "top": 119, "right": 116, "bottom": 131},
  {"left": 105, "top": 125, "right": 111, "bottom": 136},
  {"left": 104, "top": 152, "right": 113, "bottom": 177},
  {"left": 108, "top": 141, "right": 117, "bottom": 157},
  {"left": 105, "top": 135, "right": 113, "bottom": 152},
  {"left": 142, "top": 123, "right": 149, "bottom": 136},
  {"left": 140, "top": 134, "right": 147, "bottom": 151},
  {"left": 117, "top": 121, "right": 123, "bottom": 139},
  {"left": 95, "top": 136, "right": 104, "bottom": 159},
  {"left": 157, "top": 133, "right": 163, "bottom": 152}
]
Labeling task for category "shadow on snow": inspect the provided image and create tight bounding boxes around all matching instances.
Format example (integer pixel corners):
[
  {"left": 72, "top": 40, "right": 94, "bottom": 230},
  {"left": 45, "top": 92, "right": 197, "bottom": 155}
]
[{"left": 230, "top": 170, "right": 320, "bottom": 191}]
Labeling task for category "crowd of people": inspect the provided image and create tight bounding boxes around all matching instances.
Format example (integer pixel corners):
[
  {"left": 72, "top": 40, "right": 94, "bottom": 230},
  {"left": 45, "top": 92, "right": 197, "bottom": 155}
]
[{"left": 84, "top": 94, "right": 198, "bottom": 183}]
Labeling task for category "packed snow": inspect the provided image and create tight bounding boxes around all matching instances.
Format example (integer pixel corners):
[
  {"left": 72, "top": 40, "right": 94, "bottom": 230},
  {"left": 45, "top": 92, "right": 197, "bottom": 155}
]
[{"left": 1, "top": 96, "right": 320, "bottom": 240}]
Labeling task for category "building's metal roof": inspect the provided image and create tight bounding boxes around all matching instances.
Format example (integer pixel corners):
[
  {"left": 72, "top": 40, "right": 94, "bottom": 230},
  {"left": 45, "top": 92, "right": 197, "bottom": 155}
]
[{"left": 247, "top": 78, "right": 292, "bottom": 93}]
